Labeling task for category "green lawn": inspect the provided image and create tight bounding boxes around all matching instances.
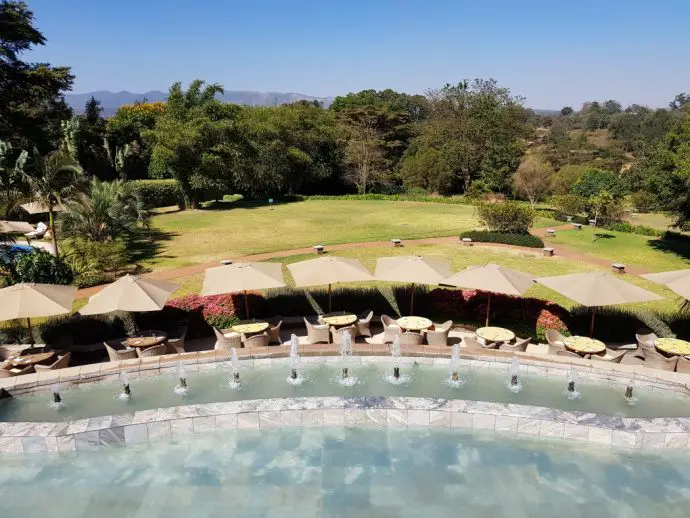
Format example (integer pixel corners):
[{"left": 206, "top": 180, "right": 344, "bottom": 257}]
[
  {"left": 546, "top": 227, "right": 690, "bottom": 273},
  {"left": 142, "top": 199, "right": 557, "bottom": 271}
]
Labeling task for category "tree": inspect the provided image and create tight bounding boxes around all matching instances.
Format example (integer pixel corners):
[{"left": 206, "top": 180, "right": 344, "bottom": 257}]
[
  {"left": 513, "top": 155, "right": 553, "bottom": 207},
  {"left": 339, "top": 107, "right": 389, "bottom": 194},
  {"left": 551, "top": 194, "right": 585, "bottom": 217},
  {"left": 0, "top": 248, "right": 73, "bottom": 287},
  {"left": 0, "top": 1, "right": 74, "bottom": 151},
  {"left": 669, "top": 93, "right": 690, "bottom": 111},
  {"left": 560, "top": 106, "right": 574, "bottom": 116},
  {"left": 60, "top": 179, "right": 149, "bottom": 241},
  {"left": 23, "top": 149, "right": 83, "bottom": 257},
  {"left": 330, "top": 89, "right": 428, "bottom": 122},
  {"left": 590, "top": 190, "right": 625, "bottom": 226},
  {"left": 550, "top": 164, "right": 588, "bottom": 195},
  {"left": 0, "top": 139, "right": 27, "bottom": 219},
  {"left": 73, "top": 97, "right": 112, "bottom": 179},
  {"left": 571, "top": 168, "right": 626, "bottom": 199},
  {"left": 146, "top": 80, "right": 243, "bottom": 209},
  {"left": 476, "top": 202, "right": 536, "bottom": 234}
]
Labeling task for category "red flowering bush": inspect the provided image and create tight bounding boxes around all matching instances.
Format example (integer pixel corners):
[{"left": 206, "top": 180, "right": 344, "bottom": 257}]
[
  {"left": 536, "top": 306, "right": 570, "bottom": 341},
  {"left": 167, "top": 294, "right": 239, "bottom": 329}
]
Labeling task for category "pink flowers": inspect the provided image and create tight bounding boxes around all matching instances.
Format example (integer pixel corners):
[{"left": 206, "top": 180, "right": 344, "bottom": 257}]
[{"left": 167, "top": 294, "right": 238, "bottom": 329}]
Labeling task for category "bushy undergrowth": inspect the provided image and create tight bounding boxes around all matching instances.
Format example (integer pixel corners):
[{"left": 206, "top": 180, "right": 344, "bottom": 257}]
[{"left": 461, "top": 230, "right": 544, "bottom": 248}]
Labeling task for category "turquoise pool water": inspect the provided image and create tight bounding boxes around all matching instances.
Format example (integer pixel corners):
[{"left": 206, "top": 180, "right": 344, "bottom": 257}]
[
  {"left": 1, "top": 427, "right": 689, "bottom": 517},
  {"left": 3, "top": 363, "right": 690, "bottom": 421}
]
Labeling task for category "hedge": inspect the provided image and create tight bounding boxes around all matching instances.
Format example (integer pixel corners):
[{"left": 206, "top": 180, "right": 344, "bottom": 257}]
[
  {"left": 285, "top": 194, "right": 474, "bottom": 205},
  {"left": 602, "top": 222, "right": 664, "bottom": 237},
  {"left": 130, "top": 179, "right": 183, "bottom": 208},
  {"left": 461, "top": 230, "right": 544, "bottom": 248},
  {"left": 553, "top": 213, "right": 590, "bottom": 226}
]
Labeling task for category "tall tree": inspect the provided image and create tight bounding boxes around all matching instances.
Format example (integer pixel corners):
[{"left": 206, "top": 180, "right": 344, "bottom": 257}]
[
  {"left": 513, "top": 155, "right": 553, "bottom": 207},
  {"left": 0, "top": 1, "right": 74, "bottom": 151},
  {"left": 0, "top": 139, "right": 27, "bottom": 219},
  {"left": 23, "top": 150, "right": 83, "bottom": 257}
]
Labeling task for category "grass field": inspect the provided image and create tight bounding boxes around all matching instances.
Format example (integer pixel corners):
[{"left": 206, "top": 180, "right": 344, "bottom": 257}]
[{"left": 142, "top": 199, "right": 559, "bottom": 271}]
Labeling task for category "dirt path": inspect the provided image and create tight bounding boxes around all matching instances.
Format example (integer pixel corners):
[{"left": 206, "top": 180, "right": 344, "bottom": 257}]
[{"left": 75, "top": 224, "right": 648, "bottom": 299}]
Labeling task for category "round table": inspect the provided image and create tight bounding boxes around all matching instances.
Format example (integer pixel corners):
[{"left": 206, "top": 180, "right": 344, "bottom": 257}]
[
  {"left": 124, "top": 331, "right": 167, "bottom": 348},
  {"left": 2, "top": 351, "right": 56, "bottom": 369},
  {"left": 396, "top": 316, "right": 433, "bottom": 332},
  {"left": 231, "top": 320, "right": 269, "bottom": 335},
  {"left": 476, "top": 326, "right": 515, "bottom": 343},
  {"left": 321, "top": 313, "right": 358, "bottom": 327},
  {"left": 654, "top": 337, "right": 690, "bottom": 356},
  {"left": 564, "top": 336, "right": 606, "bottom": 356}
]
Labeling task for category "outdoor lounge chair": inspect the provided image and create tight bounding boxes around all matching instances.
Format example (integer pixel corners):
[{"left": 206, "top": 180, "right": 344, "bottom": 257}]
[
  {"left": 642, "top": 348, "right": 678, "bottom": 371},
  {"left": 635, "top": 328, "right": 658, "bottom": 351},
  {"left": 357, "top": 310, "right": 374, "bottom": 337},
  {"left": 267, "top": 319, "right": 283, "bottom": 345},
  {"left": 399, "top": 331, "right": 423, "bottom": 347},
  {"left": 498, "top": 337, "right": 531, "bottom": 352},
  {"left": 331, "top": 325, "right": 357, "bottom": 346},
  {"left": 136, "top": 343, "right": 167, "bottom": 358},
  {"left": 34, "top": 352, "right": 71, "bottom": 371},
  {"left": 166, "top": 325, "right": 188, "bottom": 354},
  {"left": 381, "top": 314, "right": 401, "bottom": 343},
  {"left": 676, "top": 356, "right": 690, "bottom": 374},
  {"left": 244, "top": 333, "right": 270, "bottom": 348},
  {"left": 25, "top": 222, "right": 47, "bottom": 241},
  {"left": 104, "top": 340, "right": 137, "bottom": 361},
  {"left": 425, "top": 320, "right": 453, "bottom": 347},
  {"left": 214, "top": 327, "right": 241, "bottom": 350},
  {"left": 304, "top": 318, "right": 330, "bottom": 344}
]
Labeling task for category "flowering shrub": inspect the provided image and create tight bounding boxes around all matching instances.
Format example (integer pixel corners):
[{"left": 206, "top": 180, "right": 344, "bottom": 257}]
[
  {"left": 167, "top": 294, "right": 239, "bottom": 329},
  {"left": 536, "top": 307, "right": 570, "bottom": 342}
]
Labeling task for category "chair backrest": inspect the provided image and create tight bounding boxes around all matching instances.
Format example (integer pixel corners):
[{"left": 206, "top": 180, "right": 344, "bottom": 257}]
[
  {"left": 303, "top": 317, "right": 316, "bottom": 330},
  {"left": 0, "top": 346, "right": 11, "bottom": 361},
  {"left": 136, "top": 344, "right": 167, "bottom": 358},
  {"left": 169, "top": 325, "right": 188, "bottom": 341},
  {"left": 245, "top": 333, "right": 269, "bottom": 348},
  {"left": 676, "top": 356, "right": 690, "bottom": 374},
  {"left": 104, "top": 340, "right": 126, "bottom": 362},
  {"left": 499, "top": 337, "right": 530, "bottom": 352},
  {"left": 435, "top": 320, "right": 453, "bottom": 332},
  {"left": 359, "top": 310, "right": 374, "bottom": 323},
  {"left": 380, "top": 314, "right": 396, "bottom": 328},
  {"left": 644, "top": 353, "right": 678, "bottom": 371},
  {"left": 52, "top": 352, "right": 71, "bottom": 369},
  {"left": 36, "top": 222, "right": 48, "bottom": 232},
  {"left": 641, "top": 346, "right": 667, "bottom": 362},
  {"left": 331, "top": 325, "right": 357, "bottom": 343},
  {"left": 13, "top": 364, "right": 34, "bottom": 375},
  {"left": 545, "top": 329, "right": 565, "bottom": 346},
  {"left": 556, "top": 350, "right": 583, "bottom": 358},
  {"left": 399, "top": 332, "right": 423, "bottom": 346},
  {"left": 462, "top": 336, "right": 483, "bottom": 352}
]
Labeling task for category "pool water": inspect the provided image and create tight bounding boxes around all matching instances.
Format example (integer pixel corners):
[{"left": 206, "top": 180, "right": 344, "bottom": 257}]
[
  {"left": 2, "top": 363, "right": 690, "bottom": 421},
  {"left": 1, "top": 427, "right": 689, "bottom": 517}
]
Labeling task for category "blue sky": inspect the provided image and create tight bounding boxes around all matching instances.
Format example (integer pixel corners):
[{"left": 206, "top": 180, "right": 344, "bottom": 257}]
[{"left": 25, "top": 0, "right": 690, "bottom": 109}]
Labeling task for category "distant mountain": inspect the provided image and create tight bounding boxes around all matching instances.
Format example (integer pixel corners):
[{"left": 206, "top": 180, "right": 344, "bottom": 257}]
[{"left": 66, "top": 90, "right": 333, "bottom": 116}]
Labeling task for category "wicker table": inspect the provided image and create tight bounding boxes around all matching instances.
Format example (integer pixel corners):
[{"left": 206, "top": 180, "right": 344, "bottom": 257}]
[
  {"left": 396, "top": 316, "right": 433, "bottom": 332},
  {"left": 231, "top": 320, "right": 269, "bottom": 335},
  {"left": 564, "top": 336, "right": 606, "bottom": 356},
  {"left": 476, "top": 326, "right": 515, "bottom": 343},
  {"left": 654, "top": 337, "right": 690, "bottom": 356},
  {"left": 321, "top": 313, "right": 358, "bottom": 327},
  {"left": 2, "top": 351, "right": 56, "bottom": 370},
  {"left": 124, "top": 331, "right": 167, "bottom": 348}
]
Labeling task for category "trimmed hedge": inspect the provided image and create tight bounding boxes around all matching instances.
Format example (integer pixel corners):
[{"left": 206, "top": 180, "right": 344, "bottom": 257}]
[
  {"left": 568, "top": 307, "right": 673, "bottom": 342},
  {"left": 553, "top": 213, "right": 590, "bottom": 225},
  {"left": 285, "top": 194, "right": 474, "bottom": 205},
  {"left": 130, "top": 179, "right": 183, "bottom": 208},
  {"left": 602, "top": 222, "right": 663, "bottom": 237},
  {"left": 461, "top": 230, "right": 544, "bottom": 248}
]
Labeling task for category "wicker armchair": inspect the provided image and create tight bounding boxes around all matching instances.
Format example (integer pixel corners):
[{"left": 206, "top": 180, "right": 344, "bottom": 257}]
[
  {"left": 399, "top": 332, "right": 423, "bottom": 347},
  {"left": 0, "top": 346, "right": 12, "bottom": 361},
  {"left": 357, "top": 311, "right": 374, "bottom": 337},
  {"left": 381, "top": 314, "right": 401, "bottom": 343},
  {"left": 590, "top": 349, "right": 626, "bottom": 363},
  {"left": 462, "top": 336, "right": 484, "bottom": 353},
  {"left": 498, "top": 337, "right": 530, "bottom": 352},
  {"left": 635, "top": 328, "right": 658, "bottom": 351},
  {"left": 104, "top": 340, "right": 136, "bottom": 361},
  {"left": 642, "top": 348, "right": 678, "bottom": 371},
  {"left": 425, "top": 320, "right": 453, "bottom": 346},
  {"left": 556, "top": 350, "right": 589, "bottom": 359},
  {"left": 304, "top": 318, "right": 330, "bottom": 344},
  {"left": 676, "top": 356, "right": 690, "bottom": 374},
  {"left": 244, "top": 333, "right": 270, "bottom": 348},
  {"left": 136, "top": 343, "right": 167, "bottom": 358},
  {"left": 267, "top": 320, "right": 283, "bottom": 345},
  {"left": 166, "top": 326, "right": 188, "bottom": 354},
  {"left": 331, "top": 325, "right": 357, "bottom": 346},
  {"left": 34, "top": 352, "right": 71, "bottom": 371},
  {"left": 214, "top": 327, "right": 241, "bottom": 350},
  {"left": 0, "top": 369, "right": 12, "bottom": 378},
  {"left": 545, "top": 329, "right": 567, "bottom": 355}
]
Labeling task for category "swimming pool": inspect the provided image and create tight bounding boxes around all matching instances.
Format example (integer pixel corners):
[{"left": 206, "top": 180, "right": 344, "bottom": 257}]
[{"left": 1, "top": 426, "right": 689, "bottom": 517}]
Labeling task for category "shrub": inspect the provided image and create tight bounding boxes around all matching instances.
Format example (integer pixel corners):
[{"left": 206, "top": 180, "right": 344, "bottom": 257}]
[
  {"left": 551, "top": 194, "right": 585, "bottom": 217},
  {"left": 535, "top": 307, "right": 570, "bottom": 342},
  {"left": 567, "top": 307, "right": 672, "bottom": 342},
  {"left": 62, "top": 237, "right": 130, "bottom": 274},
  {"left": 571, "top": 169, "right": 627, "bottom": 199},
  {"left": 130, "top": 179, "right": 183, "bottom": 208},
  {"left": 603, "top": 222, "right": 663, "bottom": 237},
  {"left": 475, "top": 201, "right": 536, "bottom": 234},
  {"left": 628, "top": 191, "right": 658, "bottom": 213},
  {"left": 73, "top": 271, "right": 115, "bottom": 289},
  {"left": 221, "top": 194, "right": 243, "bottom": 202},
  {"left": 0, "top": 249, "right": 73, "bottom": 287},
  {"left": 166, "top": 294, "right": 239, "bottom": 333},
  {"left": 285, "top": 193, "right": 472, "bottom": 205},
  {"left": 0, "top": 320, "right": 31, "bottom": 345},
  {"left": 39, "top": 313, "right": 129, "bottom": 346},
  {"left": 460, "top": 230, "right": 544, "bottom": 248},
  {"left": 553, "top": 213, "right": 590, "bottom": 225}
]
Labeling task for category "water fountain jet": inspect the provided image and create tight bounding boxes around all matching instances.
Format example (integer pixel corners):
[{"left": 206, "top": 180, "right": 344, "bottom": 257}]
[
  {"left": 566, "top": 367, "right": 581, "bottom": 400},
  {"left": 287, "top": 334, "right": 304, "bottom": 385},
  {"left": 118, "top": 371, "right": 132, "bottom": 400},
  {"left": 175, "top": 362, "right": 190, "bottom": 395},
  {"left": 506, "top": 357, "right": 523, "bottom": 394},
  {"left": 229, "top": 347, "right": 241, "bottom": 388}
]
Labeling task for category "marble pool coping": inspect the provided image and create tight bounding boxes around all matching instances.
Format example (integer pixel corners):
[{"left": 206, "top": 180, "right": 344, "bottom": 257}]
[{"left": 1, "top": 352, "right": 690, "bottom": 454}]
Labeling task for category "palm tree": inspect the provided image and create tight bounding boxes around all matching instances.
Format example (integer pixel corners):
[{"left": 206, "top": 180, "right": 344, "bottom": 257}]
[
  {"left": 61, "top": 178, "right": 149, "bottom": 241},
  {"left": 23, "top": 149, "right": 83, "bottom": 257}
]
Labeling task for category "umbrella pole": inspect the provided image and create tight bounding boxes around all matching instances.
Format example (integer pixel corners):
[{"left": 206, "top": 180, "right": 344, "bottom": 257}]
[
  {"left": 590, "top": 307, "right": 597, "bottom": 337},
  {"left": 244, "top": 290, "right": 250, "bottom": 319},
  {"left": 410, "top": 284, "right": 415, "bottom": 315},
  {"left": 485, "top": 293, "right": 491, "bottom": 327},
  {"left": 26, "top": 317, "right": 34, "bottom": 346},
  {"left": 328, "top": 284, "right": 332, "bottom": 313}
]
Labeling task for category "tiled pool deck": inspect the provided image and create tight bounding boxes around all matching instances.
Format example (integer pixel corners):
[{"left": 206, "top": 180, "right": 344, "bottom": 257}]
[{"left": 2, "top": 347, "right": 690, "bottom": 455}]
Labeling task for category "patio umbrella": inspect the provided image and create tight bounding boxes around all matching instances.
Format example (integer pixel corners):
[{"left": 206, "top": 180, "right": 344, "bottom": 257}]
[
  {"left": 201, "top": 262, "right": 286, "bottom": 318},
  {"left": 374, "top": 255, "right": 452, "bottom": 314},
  {"left": 0, "top": 283, "right": 77, "bottom": 345},
  {"left": 20, "top": 201, "right": 62, "bottom": 215},
  {"left": 641, "top": 269, "right": 690, "bottom": 301},
  {"left": 536, "top": 272, "right": 663, "bottom": 336},
  {"left": 0, "top": 220, "right": 34, "bottom": 234},
  {"left": 79, "top": 274, "right": 179, "bottom": 316},
  {"left": 441, "top": 263, "right": 536, "bottom": 326},
  {"left": 287, "top": 256, "right": 373, "bottom": 312}
]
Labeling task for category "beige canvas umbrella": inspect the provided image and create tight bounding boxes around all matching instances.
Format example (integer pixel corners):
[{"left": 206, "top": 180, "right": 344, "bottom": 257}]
[
  {"left": 287, "top": 256, "right": 373, "bottom": 312},
  {"left": 20, "top": 201, "right": 62, "bottom": 215},
  {"left": 442, "top": 263, "right": 536, "bottom": 325},
  {"left": 0, "top": 283, "right": 77, "bottom": 345},
  {"left": 641, "top": 269, "right": 690, "bottom": 301},
  {"left": 537, "top": 272, "right": 663, "bottom": 336},
  {"left": 374, "top": 255, "right": 452, "bottom": 314},
  {"left": 79, "top": 274, "right": 179, "bottom": 316},
  {"left": 201, "top": 262, "right": 286, "bottom": 318},
  {"left": 0, "top": 220, "right": 34, "bottom": 234}
]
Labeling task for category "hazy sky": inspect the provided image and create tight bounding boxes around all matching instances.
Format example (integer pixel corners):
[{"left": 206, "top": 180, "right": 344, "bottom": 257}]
[{"left": 24, "top": 0, "right": 690, "bottom": 109}]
